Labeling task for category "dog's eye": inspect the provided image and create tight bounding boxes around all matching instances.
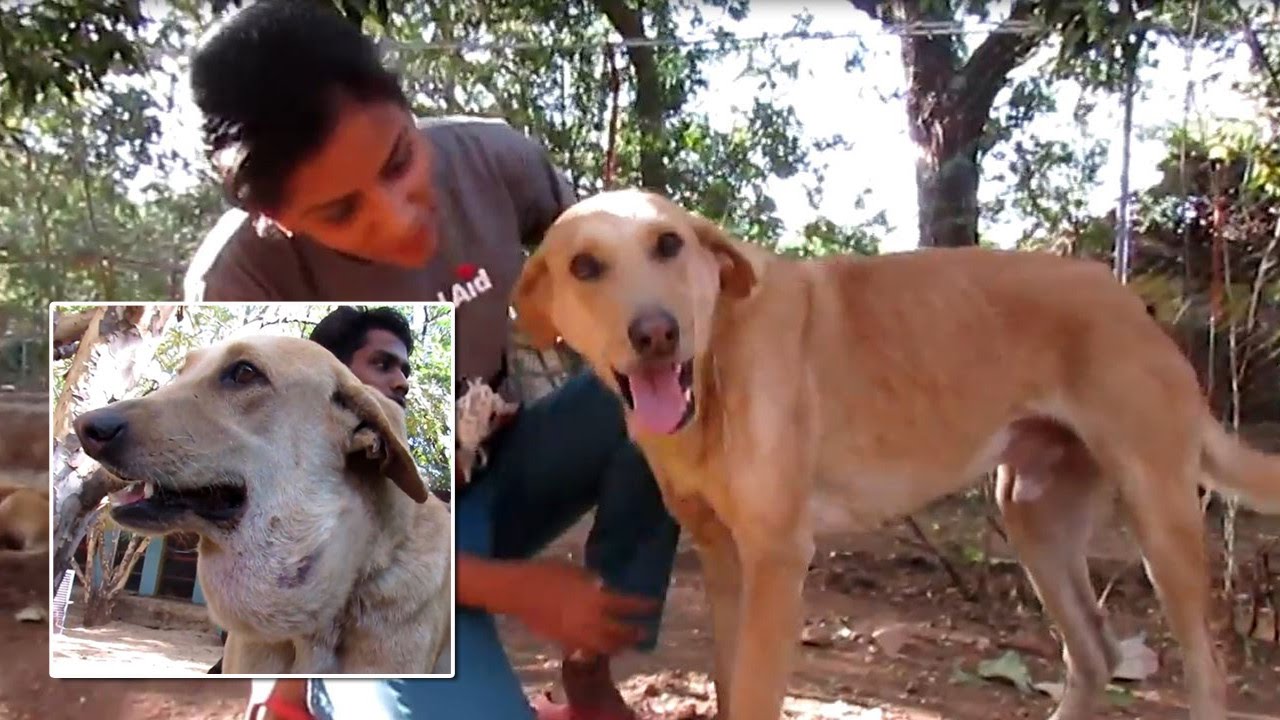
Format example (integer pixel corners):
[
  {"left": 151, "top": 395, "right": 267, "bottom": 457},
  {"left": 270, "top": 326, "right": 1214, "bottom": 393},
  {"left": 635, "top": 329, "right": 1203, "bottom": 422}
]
[
  {"left": 654, "top": 232, "right": 683, "bottom": 260},
  {"left": 569, "top": 252, "right": 605, "bottom": 281},
  {"left": 221, "top": 360, "right": 264, "bottom": 386}
]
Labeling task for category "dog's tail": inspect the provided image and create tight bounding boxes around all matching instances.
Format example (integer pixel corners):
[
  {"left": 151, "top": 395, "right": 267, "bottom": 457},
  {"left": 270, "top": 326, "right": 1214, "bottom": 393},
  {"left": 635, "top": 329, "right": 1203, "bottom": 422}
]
[{"left": 1200, "top": 413, "right": 1280, "bottom": 514}]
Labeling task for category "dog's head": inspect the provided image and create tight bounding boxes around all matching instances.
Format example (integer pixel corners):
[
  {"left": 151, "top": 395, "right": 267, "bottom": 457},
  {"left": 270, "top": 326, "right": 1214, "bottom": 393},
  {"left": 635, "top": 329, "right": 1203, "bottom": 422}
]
[
  {"left": 513, "top": 190, "right": 757, "bottom": 437},
  {"left": 72, "top": 335, "right": 427, "bottom": 541}
]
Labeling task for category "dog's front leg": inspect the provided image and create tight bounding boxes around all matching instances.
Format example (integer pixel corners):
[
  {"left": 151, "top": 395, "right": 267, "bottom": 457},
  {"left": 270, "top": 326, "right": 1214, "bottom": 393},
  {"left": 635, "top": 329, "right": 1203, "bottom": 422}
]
[
  {"left": 666, "top": 491, "right": 742, "bottom": 716},
  {"left": 728, "top": 528, "right": 812, "bottom": 720},
  {"left": 692, "top": 522, "right": 741, "bottom": 717}
]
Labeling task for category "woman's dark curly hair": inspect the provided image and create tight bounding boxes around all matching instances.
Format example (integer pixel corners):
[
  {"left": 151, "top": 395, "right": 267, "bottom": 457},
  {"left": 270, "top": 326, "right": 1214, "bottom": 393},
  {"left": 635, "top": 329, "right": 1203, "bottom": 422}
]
[{"left": 191, "top": 0, "right": 408, "bottom": 213}]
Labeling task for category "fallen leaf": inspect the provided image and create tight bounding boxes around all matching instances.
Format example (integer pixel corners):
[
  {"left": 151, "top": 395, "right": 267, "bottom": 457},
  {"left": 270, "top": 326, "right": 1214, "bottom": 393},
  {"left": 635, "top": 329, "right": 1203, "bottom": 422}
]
[
  {"left": 801, "top": 626, "right": 835, "bottom": 648},
  {"left": 1112, "top": 634, "right": 1159, "bottom": 682},
  {"left": 1033, "top": 681, "right": 1065, "bottom": 702},
  {"left": 977, "top": 650, "right": 1035, "bottom": 694},
  {"left": 950, "top": 666, "right": 983, "bottom": 686},
  {"left": 871, "top": 623, "right": 914, "bottom": 657},
  {"left": 801, "top": 619, "right": 854, "bottom": 648},
  {"left": 1105, "top": 684, "right": 1135, "bottom": 706},
  {"left": 14, "top": 605, "right": 45, "bottom": 623}
]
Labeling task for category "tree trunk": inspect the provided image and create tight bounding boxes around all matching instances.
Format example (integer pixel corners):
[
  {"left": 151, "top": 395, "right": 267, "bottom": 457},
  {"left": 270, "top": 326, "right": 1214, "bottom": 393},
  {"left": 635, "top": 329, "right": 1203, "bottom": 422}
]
[
  {"left": 81, "top": 587, "right": 114, "bottom": 628},
  {"left": 915, "top": 128, "right": 985, "bottom": 248},
  {"left": 51, "top": 305, "right": 176, "bottom": 584},
  {"left": 593, "top": 0, "right": 668, "bottom": 193},
  {"left": 79, "top": 531, "right": 150, "bottom": 628},
  {"left": 849, "top": 0, "right": 1050, "bottom": 247}
]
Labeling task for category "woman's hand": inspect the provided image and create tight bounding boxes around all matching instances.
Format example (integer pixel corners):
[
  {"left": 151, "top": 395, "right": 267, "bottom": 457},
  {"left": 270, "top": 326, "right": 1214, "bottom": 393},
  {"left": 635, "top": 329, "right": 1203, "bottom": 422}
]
[{"left": 505, "top": 559, "right": 659, "bottom": 656}]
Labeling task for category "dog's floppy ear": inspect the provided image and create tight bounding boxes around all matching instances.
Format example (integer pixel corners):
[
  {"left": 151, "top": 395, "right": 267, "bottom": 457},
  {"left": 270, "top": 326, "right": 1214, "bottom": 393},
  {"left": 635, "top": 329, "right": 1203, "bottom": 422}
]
[
  {"left": 334, "top": 372, "right": 429, "bottom": 503},
  {"left": 688, "top": 213, "right": 757, "bottom": 298},
  {"left": 512, "top": 251, "right": 560, "bottom": 350}
]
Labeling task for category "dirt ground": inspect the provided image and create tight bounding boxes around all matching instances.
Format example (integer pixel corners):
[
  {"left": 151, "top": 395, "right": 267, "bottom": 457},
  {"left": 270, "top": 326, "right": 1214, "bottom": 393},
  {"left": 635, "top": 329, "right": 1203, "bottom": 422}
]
[
  {"left": 49, "top": 601, "right": 224, "bottom": 678},
  {"left": 2, "top": 496, "right": 1277, "bottom": 719}
]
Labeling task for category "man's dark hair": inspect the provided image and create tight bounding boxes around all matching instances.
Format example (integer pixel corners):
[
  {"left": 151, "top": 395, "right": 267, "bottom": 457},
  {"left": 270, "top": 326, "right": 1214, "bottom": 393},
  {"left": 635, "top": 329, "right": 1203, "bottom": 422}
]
[
  {"left": 309, "top": 306, "right": 414, "bottom": 365},
  {"left": 191, "top": 0, "right": 408, "bottom": 213}
]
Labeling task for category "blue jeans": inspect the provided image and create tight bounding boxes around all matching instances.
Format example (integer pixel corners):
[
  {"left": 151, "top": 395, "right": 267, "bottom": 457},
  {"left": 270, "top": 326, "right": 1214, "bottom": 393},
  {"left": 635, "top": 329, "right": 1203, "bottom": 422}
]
[{"left": 307, "top": 372, "right": 681, "bottom": 719}]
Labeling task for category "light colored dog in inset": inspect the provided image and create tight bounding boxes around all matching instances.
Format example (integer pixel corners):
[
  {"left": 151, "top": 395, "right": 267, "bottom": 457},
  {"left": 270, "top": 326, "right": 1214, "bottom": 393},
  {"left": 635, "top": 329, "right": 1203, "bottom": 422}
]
[
  {"left": 513, "top": 188, "right": 1280, "bottom": 720},
  {"left": 73, "top": 335, "right": 452, "bottom": 675}
]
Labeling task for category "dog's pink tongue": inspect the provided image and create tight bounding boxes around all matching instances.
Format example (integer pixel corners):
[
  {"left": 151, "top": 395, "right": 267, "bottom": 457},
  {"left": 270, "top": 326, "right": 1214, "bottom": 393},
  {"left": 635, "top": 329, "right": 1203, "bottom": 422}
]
[{"left": 628, "top": 365, "right": 686, "bottom": 435}]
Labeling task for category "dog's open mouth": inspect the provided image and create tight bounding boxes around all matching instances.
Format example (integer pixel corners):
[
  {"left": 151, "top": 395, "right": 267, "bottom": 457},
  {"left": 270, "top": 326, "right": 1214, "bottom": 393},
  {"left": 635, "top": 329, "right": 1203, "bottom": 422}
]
[
  {"left": 613, "top": 359, "right": 696, "bottom": 435},
  {"left": 107, "top": 474, "right": 247, "bottom": 530}
]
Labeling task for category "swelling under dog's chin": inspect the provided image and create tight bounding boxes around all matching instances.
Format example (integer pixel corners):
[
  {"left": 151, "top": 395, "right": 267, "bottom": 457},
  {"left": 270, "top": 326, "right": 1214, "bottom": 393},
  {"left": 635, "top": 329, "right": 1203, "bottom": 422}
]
[{"left": 198, "top": 517, "right": 354, "bottom": 641}]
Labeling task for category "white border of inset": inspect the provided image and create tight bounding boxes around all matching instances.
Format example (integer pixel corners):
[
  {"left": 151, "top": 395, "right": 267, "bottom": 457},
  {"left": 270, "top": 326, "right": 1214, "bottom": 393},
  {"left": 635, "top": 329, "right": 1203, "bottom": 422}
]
[{"left": 46, "top": 300, "right": 458, "bottom": 681}]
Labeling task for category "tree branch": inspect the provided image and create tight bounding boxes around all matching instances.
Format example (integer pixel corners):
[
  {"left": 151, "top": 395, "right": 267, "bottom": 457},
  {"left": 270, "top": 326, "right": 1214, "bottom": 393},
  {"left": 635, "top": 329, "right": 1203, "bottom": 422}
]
[
  {"left": 52, "top": 310, "right": 96, "bottom": 348},
  {"left": 955, "top": 0, "right": 1050, "bottom": 132},
  {"left": 848, "top": 0, "right": 966, "bottom": 152},
  {"left": 592, "top": 0, "right": 667, "bottom": 191},
  {"left": 1230, "top": 0, "right": 1280, "bottom": 101}
]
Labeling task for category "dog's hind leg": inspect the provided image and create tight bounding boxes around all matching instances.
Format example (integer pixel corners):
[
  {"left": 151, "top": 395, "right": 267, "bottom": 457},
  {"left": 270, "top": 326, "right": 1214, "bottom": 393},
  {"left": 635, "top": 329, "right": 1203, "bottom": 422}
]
[
  {"left": 1116, "top": 455, "right": 1226, "bottom": 720},
  {"left": 997, "top": 461, "right": 1119, "bottom": 720}
]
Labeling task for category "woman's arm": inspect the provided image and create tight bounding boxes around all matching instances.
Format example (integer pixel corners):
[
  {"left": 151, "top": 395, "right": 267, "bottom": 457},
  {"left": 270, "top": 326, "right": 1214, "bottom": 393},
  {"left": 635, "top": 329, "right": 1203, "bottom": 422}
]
[{"left": 455, "top": 553, "right": 524, "bottom": 615}]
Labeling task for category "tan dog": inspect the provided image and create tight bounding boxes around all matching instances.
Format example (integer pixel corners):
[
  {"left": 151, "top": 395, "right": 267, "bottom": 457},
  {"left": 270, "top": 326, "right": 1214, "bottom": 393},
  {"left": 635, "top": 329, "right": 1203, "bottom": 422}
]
[
  {"left": 72, "top": 335, "right": 452, "bottom": 675},
  {"left": 513, "top": 189, "right": 1280, "bottom": 720},
  {"left": 0, "top": 399, "right": 48, "bottom": 471},
  {"left": 0, "top": 485, "right": 48, "bottom": 553}
]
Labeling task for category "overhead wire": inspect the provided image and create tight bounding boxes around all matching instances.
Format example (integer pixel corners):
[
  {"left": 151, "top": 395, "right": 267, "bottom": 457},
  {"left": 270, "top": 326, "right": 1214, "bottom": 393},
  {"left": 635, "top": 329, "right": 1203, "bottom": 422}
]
[
  {"left": 378, "top": 18, "right": 1280, "bottom": 55},
  {"left": 381, "top": 20, "right": 1052, "bottom": 55}
]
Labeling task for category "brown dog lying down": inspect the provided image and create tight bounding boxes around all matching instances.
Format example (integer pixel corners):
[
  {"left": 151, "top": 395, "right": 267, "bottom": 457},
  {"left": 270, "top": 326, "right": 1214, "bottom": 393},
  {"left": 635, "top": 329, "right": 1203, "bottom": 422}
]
[
  {"left": 73, "top": 335, "right": 452, "bottom": 675},
  {"left": 513, "top": 189, "right": 1280, "bottom": 720},
  {"left": 0, "top": 399, "right": 48, "bottom": 471},
  {"left": 0, "top": 485, "right": 48, "bottom": 553}
]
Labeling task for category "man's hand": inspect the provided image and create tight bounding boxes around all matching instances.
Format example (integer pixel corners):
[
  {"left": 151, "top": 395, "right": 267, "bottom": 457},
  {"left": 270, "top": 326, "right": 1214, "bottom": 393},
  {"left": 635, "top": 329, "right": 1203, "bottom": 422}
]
[{"left": 507, "top": 559, "right": 659, "bottom": 657}]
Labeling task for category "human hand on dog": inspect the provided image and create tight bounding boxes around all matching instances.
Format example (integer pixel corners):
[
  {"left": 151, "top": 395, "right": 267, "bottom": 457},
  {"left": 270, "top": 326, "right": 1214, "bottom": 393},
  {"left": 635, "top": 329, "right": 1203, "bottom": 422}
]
[{"left": 509, "top": 559, "right": 657, "bottom": 656}]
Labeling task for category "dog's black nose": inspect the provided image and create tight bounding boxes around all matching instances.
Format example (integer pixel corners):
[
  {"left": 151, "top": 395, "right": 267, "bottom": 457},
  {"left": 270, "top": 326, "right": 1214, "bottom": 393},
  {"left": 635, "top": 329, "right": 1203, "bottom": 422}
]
[
  {"left": 74, "top": 408, "right": 129, "bottom": 460},
  {"left": 628, "top": 308, "right": 680, "bottom": 360}
]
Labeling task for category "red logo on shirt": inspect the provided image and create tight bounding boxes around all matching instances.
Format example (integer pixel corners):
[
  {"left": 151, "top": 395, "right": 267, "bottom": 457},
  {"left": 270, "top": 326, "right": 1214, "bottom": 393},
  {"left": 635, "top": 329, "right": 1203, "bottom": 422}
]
[{"left": 456, "top": 263, "right": 478, "bottom": 282}]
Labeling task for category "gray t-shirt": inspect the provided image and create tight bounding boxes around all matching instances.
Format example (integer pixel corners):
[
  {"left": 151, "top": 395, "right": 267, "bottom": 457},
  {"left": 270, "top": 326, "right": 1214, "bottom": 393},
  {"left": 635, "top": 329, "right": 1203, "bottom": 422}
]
[{"left": 183, "top": 116, "right": 577, "bottom": 388}]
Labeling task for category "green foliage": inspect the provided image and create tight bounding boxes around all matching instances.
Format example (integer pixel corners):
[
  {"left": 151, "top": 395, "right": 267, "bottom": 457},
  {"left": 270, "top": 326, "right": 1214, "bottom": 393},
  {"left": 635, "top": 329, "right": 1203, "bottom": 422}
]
[
  {"left": 991, "top": 134, "right": 1111, "bottom": 253},
  {"left": 1, "top": 0, "right": 864, "bottom": 321},
  {"left": 782, "top": 215, "right": 883, "bottom": 259},
  {"left": 374, "top": 1, "right": 855, "bottom": 247},
  {"left": 0, "top": 4, "right": 224, "bottom": 314},
  {"left": 0, "top": 1, "right": 149, "bottom": 136}
]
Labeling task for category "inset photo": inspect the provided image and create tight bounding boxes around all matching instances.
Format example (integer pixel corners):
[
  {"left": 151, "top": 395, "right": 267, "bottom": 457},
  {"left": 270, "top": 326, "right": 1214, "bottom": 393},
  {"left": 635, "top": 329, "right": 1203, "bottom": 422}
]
[{"left": 48, "top": 303, "right": 455, "bottom": 679}]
